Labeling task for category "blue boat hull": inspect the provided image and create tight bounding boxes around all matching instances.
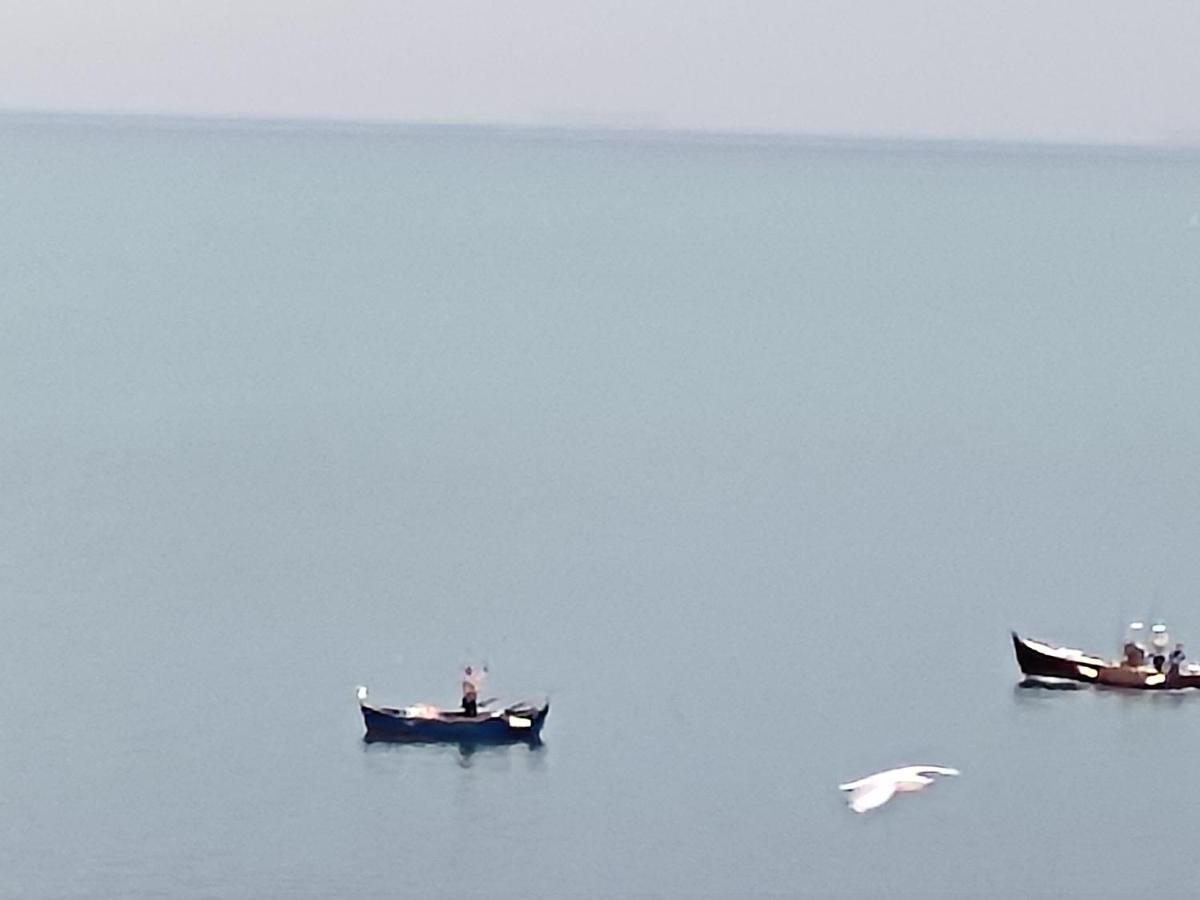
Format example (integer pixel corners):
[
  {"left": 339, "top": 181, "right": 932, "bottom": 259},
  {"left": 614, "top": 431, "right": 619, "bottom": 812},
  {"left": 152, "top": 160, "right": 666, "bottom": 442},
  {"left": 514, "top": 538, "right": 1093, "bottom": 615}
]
[{"left": 360, "top": 702, "right": 549, "bottom": 744}]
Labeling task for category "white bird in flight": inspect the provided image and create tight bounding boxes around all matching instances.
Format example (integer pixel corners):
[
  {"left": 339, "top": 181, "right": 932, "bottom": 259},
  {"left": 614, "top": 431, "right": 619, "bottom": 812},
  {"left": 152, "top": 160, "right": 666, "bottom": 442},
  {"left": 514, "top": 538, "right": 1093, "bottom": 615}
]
[{"left": 838, "top": 765, "right": 960, "bottom": 813}]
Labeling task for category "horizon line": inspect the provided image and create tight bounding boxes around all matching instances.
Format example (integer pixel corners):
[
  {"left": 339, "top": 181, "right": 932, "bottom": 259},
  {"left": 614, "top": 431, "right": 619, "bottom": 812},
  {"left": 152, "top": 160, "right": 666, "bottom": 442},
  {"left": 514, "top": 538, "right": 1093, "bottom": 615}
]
[{"left": 3, "top": 106, "right": 1200, "bottom": 160}]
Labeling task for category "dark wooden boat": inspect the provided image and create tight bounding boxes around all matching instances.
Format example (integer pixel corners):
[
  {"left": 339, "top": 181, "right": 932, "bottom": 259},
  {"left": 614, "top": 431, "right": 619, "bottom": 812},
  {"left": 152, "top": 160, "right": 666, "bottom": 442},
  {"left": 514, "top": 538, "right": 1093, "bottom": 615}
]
[
  {"left": 356, "top": 686, "right": 549, "bottom": 743},
  {"left": 1012, "top": 632, "right": 1200, "bottom": 690}
]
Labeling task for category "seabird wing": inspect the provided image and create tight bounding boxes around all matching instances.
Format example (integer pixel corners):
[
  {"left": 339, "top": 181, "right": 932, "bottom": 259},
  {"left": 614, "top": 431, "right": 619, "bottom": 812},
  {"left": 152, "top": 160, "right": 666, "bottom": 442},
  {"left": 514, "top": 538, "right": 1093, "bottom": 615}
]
[
  {"left": 904, "top": 765, "right": 959, "bottom": 778},
  {"left": 838, "top": 767, "right": 907, "bottom": 790},
  {"left": 848, "top": 779, "right": 897, "bottom": 813}
]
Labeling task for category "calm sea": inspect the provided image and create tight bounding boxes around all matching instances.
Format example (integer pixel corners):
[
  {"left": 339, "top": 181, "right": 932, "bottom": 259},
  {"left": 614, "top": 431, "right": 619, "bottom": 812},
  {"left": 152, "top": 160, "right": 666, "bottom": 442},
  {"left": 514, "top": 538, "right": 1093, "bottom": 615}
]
[{"left": 3, "top": 115, "right": 1200, "bottom": 897}]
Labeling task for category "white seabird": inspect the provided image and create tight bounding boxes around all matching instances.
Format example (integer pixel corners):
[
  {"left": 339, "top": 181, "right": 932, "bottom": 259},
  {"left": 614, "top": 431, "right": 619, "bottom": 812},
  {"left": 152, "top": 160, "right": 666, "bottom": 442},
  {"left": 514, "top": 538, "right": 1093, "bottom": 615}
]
[{"left": 838, "top": 765, "right": 960, "bottom": 813}]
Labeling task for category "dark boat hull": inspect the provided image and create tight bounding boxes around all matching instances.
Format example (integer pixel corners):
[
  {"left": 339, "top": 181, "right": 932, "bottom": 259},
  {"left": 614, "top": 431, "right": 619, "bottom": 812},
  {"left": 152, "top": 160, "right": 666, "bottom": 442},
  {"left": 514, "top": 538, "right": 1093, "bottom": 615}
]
[
  {"left": 360, "top": 702, "right": 549, "bottom": 744},
  {"left": 1012, "top": 632, "right": 1200, "bottom": 690}
]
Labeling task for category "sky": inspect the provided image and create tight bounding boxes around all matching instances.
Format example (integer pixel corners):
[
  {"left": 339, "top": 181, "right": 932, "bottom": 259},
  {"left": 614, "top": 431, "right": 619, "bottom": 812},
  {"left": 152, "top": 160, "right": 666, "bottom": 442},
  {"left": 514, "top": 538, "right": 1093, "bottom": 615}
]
[{"left": 1, "top": 1, "right": 1198, "bottom": 145}]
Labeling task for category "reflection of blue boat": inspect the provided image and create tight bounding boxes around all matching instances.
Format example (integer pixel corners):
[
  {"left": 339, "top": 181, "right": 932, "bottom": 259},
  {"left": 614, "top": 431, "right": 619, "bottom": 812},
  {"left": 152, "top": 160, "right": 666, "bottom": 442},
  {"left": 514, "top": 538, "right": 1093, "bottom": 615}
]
[{"left": 355, "top": 686, "right": 549, "bottom": 744}]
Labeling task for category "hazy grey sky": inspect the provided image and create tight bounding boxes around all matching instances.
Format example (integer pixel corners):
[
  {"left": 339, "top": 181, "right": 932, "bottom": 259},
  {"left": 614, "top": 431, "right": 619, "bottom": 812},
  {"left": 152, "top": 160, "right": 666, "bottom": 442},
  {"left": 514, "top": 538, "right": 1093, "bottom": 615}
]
[{"left": 2, "top": 1, "right": 1198, "bottom": 144}]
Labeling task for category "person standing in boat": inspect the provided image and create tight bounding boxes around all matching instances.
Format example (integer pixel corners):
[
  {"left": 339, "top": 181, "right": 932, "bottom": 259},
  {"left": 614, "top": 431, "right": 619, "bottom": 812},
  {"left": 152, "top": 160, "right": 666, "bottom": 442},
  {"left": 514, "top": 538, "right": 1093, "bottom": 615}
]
[{"left": 461, "top": 665, "right": 486, "bottom": 717}]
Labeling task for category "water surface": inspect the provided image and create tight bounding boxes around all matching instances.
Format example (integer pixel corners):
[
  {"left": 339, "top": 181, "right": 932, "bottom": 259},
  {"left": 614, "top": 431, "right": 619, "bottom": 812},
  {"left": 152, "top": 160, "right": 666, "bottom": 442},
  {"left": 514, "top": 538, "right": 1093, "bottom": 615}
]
[{"left": 3, "top": 117, "right": 1200, "bottom": 896}]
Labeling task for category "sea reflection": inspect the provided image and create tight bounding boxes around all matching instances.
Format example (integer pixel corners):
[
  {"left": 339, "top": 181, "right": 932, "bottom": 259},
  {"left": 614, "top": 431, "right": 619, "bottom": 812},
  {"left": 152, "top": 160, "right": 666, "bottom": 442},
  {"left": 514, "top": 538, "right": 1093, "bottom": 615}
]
[
  {"left": 362, "top": 735, "right": 547, "bottom": 769},
  {"left": 1013, "top": 677, "right": 1087, "bottom": 693},
  {"left": 1094, "top": 686, "right": 1191, "bottom": 708},
  {"left": 1013, "top": 678, "right": 1195, "bottom": 708}
]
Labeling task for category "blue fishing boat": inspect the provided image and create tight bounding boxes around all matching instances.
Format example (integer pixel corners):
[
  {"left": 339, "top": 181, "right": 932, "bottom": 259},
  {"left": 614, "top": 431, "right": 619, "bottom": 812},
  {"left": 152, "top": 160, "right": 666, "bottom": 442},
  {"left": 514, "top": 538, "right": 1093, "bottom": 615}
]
[{"left": 355, "top": 686, "right": 549, "bottom": 743}]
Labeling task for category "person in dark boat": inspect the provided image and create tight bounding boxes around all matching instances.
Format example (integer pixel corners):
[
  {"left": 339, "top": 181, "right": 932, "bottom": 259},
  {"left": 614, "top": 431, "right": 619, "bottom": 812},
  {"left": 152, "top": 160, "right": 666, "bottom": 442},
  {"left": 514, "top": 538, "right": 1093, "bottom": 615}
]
[
  {"left": 1168, "top": 643, "right": 1186, "bottom": 674},
  {"left": 1122, "top": 640, "right": 1146, "bottom": 668},
  {"left": 1150, "top": 622, "right": 1170, "bottom": 672},
  {"left": 461, "top": 665, "right": 485, "bottom": 717},
  {"left": 1122, "top": 622, "right": 1147, "bottom": 668}
]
